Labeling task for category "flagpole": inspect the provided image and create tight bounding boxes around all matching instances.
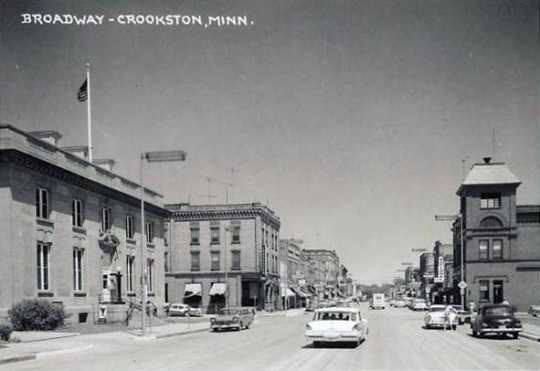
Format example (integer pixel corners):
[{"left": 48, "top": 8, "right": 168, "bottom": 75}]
[{"left": 86, "top": 62, "right": 93, "bottom": 162}]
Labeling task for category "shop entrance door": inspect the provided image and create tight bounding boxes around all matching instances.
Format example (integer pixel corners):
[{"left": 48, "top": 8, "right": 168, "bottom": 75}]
[{"left": 493, "top": 280, "right": 504, "bottom": 304}]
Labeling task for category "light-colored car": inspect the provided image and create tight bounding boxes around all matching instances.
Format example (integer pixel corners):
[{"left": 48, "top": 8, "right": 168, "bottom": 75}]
[
  {"left": 411, "top": 298, "right": 428, "bottom": 311},
  {"left": 424, "top": 305, "right": 457, "bottom": 329},
  {"left": 451, "top": 305, "right": 471, "bottom": 324},
  {"left": 210, "top": 307, "right": 255, "bottom": 331},
  {"left": 529, "top": 303, "right": 540, "bottom": 317},
  {"left": 370, "top": 293, "right": 386, "bottom": 309},
  {"left": 305, "top": 307, "right": 368, "bottom": 347},
  {"left": 394, "top": 299, "right": 407, "bottom": 308},
  {"left": 168, "top": 303, "right": 202, "bottom": 317}
]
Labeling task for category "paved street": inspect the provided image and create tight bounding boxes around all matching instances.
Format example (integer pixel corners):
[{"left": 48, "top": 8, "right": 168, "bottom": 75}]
[{"left": 5, "top": 303, "right": 540, "bottom": 371}]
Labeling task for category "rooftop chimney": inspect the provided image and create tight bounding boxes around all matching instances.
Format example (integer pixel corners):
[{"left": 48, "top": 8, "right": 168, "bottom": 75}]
[
  {"left": 61, "top": 146, "right": 89, "bottom": 161},
  {"left": 483, "top": 157, "right": 492, "bottom": 164},
  {"left": 28, "top": 130, "right": 62, "bottom": 147},
  {"left": 93, "top": 158, "right": 116, "bottom": 172}
]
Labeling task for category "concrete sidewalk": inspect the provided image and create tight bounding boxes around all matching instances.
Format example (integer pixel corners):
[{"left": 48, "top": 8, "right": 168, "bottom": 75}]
[
  {"left": 521, "top": 322, "right": 540, "bottom": 342},
  {"left": 0, "top": 321, "right": 210, "bottom": 366}
]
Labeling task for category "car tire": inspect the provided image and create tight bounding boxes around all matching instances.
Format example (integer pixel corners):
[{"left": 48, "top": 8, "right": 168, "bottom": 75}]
[
  {"left": 472, "top": 330, "right": 477, "bottom": 337},
  {"left": 452, "top": 325, "right": 457, "bottom": 331},
  {"left": 512, "top": 332, "right": 519, "bottom": 339},
  {"left": 313, "top": 341, "right": 320, "bottom": 348}
]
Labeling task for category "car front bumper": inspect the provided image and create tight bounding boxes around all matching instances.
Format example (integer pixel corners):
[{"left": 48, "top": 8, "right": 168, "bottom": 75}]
[
  {"left": 305, "top": 330, "right": 362, "bottom": 343},
  {"left": 478, "top": 327, "right": 522, "bottom": 333},
  {"left": 211, "top": 322, "right": 240, "bottom": 330}
]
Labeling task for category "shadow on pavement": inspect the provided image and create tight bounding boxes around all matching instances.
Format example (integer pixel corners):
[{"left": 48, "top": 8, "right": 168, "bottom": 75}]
[
  {"left": 466, "top": 333, "right": 519, "bottom": 341},
  {"left": 301, "top": 339, "right": 365, "bottom": 349}
]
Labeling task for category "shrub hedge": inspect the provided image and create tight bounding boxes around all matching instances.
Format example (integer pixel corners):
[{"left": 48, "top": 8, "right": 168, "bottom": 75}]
[{"left": 8, "top": 299, "right": 65, "bottom": 331}]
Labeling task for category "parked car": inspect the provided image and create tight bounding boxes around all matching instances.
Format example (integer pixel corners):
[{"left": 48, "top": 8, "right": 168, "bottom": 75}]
[
  {"left": 370, "top": 293, "right": 386, "bottom": 309},
  {"left": 451, "top": 305, "right": 472, "bottom": 324},
  {"left": 394, "top": 299, "right": 407, "bottom": 308},
  {"left": 305, "top": 307, "right": 368, "bottom": 347},
  {"left": 470, "top": 304, "right": 522, "bottom": 339},
  {"left": 210, "top": 307, "right": 255, "bottom": 331},
  {"left": 529, "top": 303, "right": 540, "bottom": 317},
  {"left": 424, "top": 305, "right": 457, "bottom": 330},
  {"left": 168, "top": 303, "right": 202, "bottom": 317},
  {"left": 411, "top": 298, "right": 428, "bottom": 311}
]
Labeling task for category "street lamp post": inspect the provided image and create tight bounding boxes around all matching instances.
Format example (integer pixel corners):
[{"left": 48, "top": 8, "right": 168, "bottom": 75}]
[
  {"left": 139, "top": 150, "right": 186, "bottom": 336},
  {"left": 435, "top": 213, "right": 465, "bottom": 307}
]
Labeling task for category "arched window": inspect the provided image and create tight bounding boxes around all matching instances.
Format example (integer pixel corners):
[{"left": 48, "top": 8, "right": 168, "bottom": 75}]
[{"left": 479, "top": 216, "right": 503, "bottom": 228}]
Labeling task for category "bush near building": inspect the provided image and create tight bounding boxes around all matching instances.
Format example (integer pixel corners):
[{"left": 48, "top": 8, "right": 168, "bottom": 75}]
[
  {"left": 0, "top": 324, "right": 13, "bottom": 341},
  {"left": 8, "top": 299, "right": 65, "bottom": 331}
]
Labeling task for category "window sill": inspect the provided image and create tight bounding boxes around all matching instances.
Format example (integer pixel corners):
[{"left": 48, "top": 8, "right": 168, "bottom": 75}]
[
  {"left": 74, "top": 292, "right": 87, "bottom": 297},
  {"left": 126, "top": 238, "right": 137, "bottom": 245},
  {"left": 38, "top": 291, "right": 54, "bottom": 297},
  {"left": 231, "top": 241, "right": 241, "bottom": 245},
  {"left": 210, "top": 241, "right": 221, "bottom": 245},
  {"left": 72, "top": 226, "right": 86, "bottom": 234},
  {"left": 231, "top": 268, "right": 241, "bottom": 271},
  {"left": 190, "top": 242, "right": 200, "bottom": 246},
  {"left": 191, "top": 269, "right": 200, "bottom": 272},
  {"left": 36, "top": 218, "right": 54, "bottom": 227}
]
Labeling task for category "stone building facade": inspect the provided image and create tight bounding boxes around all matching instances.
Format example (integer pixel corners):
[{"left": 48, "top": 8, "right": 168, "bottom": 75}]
[
  {"left": 0, "top": 125, "right": 168, "bottom": 323},
  {"left": 453, "top": 158, "right": 540, "bottom": 311},
  {"left": 165, "top": 203, "right": 281, "bottom": 313},
  {"left": 302, "top": 249, "right": 340, "bottom": 299}
]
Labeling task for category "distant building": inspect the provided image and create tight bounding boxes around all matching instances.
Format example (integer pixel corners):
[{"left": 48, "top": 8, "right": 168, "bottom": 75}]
[
  {"left": 453, "top": 157, "right": 540, "bottom": 311},
  {"left": 431, "top": 241, "right": 453, "bottom": 304},
  {"left": 0, "top": 124, "right": 168, "bottom": 323},
  {"left": 165, "top": 203, "right": 281, "bottom": 313},
  {"left": 303, "top": 249, "right": 340, "bottom": 299},
  {"left": 418, "top": 252, "right": 435, "bottom": 302},
  {"left": 279, "top": 238, "right": 313, "bottom": 308}
]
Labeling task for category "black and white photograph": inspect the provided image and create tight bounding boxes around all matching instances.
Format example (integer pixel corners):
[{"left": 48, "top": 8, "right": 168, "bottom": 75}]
[{"left": 1, "top": 1, "right": 539, "bottom": 370}]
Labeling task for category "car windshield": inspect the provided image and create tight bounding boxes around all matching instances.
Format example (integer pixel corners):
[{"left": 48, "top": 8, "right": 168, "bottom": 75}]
[
  {"left": 219, "top": 309, "right": 239, "bottom": 315},
  {"left": 315, "top": 312, "right": 356, "bottom": 321},
  {"left": 429, "top": 307, "right": 445, "bottom": 312},
  {"left": 484, "top": 307, "right": 512, "bottom": 316}
]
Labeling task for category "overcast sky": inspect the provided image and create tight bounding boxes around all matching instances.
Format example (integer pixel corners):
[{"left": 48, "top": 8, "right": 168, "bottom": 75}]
[{"left": 1, "top": 0, "right": 539, "bottom": 284}]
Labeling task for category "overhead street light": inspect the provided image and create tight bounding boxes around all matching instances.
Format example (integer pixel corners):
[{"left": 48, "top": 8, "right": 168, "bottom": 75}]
[
  {"left": 140, "top": 150, "right": 186, "bottom": 337},
  {"left": 435, "top": 213, "right": 465, "bottom": 307}
]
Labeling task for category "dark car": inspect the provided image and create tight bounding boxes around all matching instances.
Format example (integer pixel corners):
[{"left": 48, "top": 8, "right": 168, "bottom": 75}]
[
  {"left": 210, "top": 307, "right": 255, "bottom": 331},
  {"left": 470, "top": 304, "right": 522, "bottom": 339}
]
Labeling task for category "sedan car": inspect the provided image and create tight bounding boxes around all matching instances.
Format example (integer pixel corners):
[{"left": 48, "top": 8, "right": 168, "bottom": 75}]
[
  {"left": 210, "top": 307, "right": 255, "bottom": 331},
  {"left": 424, "top": 305, "right": 457, "bottom": 329},
  {"left": 305, "top": 307, "right": 368, "bottom": 347},
  {"left": 394, "top": 300, "right": 407, "bottom": 308},
  {"left": 529, "top": 303, "right": 540, "bottom": 317},
  {"left": 168, "top": 303, "right": 202, "bottom": 317},
  {"left": 471, "top": 304, "right": 522, "bottom": 339},
  {"left": 411, "top": 298, "right": 428, "bottom": 311}
]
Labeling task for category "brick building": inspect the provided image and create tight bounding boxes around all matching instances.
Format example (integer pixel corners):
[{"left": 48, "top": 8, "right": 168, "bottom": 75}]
[
  {"left": 0, "top": 125, "right": 168, "bottom": 323},
  {"left": 165, "top": 203, "right": 281, "bottom": 313},
  {"left": 453, "top": 157, "right": 540, "bottom": 311},
  {"left": 302, "top": 249, "right": 340, "bottom": 299}
]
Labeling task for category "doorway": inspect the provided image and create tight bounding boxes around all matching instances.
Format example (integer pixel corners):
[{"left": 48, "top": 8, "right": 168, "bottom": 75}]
[{"left": 493, "top": 280, "right": 504, "bottom": 304}]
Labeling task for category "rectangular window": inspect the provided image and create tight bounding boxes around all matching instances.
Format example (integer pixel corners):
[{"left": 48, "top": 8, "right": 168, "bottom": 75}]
[
  {"left": 210, "top": 226, "right": 220, "bottom": 244},
  {"left": 190, "top": 227, "right": 200, "bottom": 245},
  {"left": 147, "top": 258, "right": 154, "bottom": 292},
  {"left": 492, "top": 240, "right": 503, "bottom": 260},
  {"left": 145, "top": 221, "right": 154, "bottom": 244},
  {"left": 73, "top": 248, "right": 83, "bottom": 291},
  {"left": 72, "top": 199, "right": 84, "bottom": 227},
  {"left": 126, "top": 215, "right": 134, "bottom": 239},
  {"left": 101, "top": 207, "right": 112, "bottom": 231},
  {"left": 231, "top": 251, "right": 241, "bottom": 270},
  {"left": 36, "top": 188, "right": 49, "bottom": 219},
  {"left": 479, "top": 240, "right": 489, "bottom": 260},
  {"left": 232, "top": 226, "right": 240, "bottom": 244},
  {"left": 36, "top": 243, "right": 50, "bottom": 291},
  {"left": 102, "top": 274, "right": 108, "bottom": 290},
  {"left": 211, "top": 251, "right": 220, "bottom": 271},
  {"left": 265, "top": 252, "right": 269, "bottom": 273},
  {"left": 479, "top": 280, "right": 490, "bottom": 302},
  {"left": 481, "top": 193, "right": 501, "bottom": 209},
  {"left": 126, "top": 255, "right": 135, "bottom": 292},
  {"left": 191, "top": 252, "right": 200, "bottom": 271}
]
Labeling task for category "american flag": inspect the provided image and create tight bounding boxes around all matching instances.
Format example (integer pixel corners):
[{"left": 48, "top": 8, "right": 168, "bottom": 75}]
[{"left": 77, "top": 79, "right": 88, "bottom": 102}]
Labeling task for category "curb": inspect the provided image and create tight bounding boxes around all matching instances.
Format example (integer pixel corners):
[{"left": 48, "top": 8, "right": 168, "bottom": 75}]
[
  {"left": 19, "top": 332, "right": 80, "bottom": 344},
  {"left": 520, "top": 332, "right": 540, "bottom": 342},
  {"left": 129, "top": 326, "right": 210, "bottom": 340},
  {"left": 0, "top": 344, "right": 93, "bottom": 365},
  {"left": 0, "top": 354, "right": 36, "bottom": 365}
]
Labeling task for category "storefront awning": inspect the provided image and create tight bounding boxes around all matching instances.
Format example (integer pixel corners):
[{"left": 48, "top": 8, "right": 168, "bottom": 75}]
[
  {"left": 299, "top": 287, "right": 313, "bottom": 297},
  {"left": 209, "top": 283, "right": 227, "bottom": 296},
  {"left": 281, "top": 288, "right": 295, "bottom": 298},
  {"left": 184, "top": 283, "right": 202, "bottom": 298}
]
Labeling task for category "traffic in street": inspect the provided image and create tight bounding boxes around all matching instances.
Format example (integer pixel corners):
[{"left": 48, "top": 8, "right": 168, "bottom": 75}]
[{"left": 7, "top": 302, "right": 540, "bottom": 371}]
